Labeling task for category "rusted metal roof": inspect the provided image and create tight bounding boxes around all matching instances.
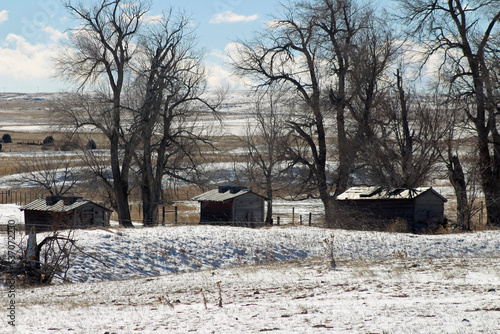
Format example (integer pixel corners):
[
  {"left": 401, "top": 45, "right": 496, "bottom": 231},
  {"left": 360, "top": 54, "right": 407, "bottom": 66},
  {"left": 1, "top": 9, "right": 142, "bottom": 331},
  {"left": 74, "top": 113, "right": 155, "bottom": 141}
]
[
  {"left": 20, "top": 198, "right": 111, "bottom": 212},
  {"left": 337, "top": 186, "right": 447, "bottom": 202},
  {"left": 192, "top": 186, "right": 267, "bottom": 202}
]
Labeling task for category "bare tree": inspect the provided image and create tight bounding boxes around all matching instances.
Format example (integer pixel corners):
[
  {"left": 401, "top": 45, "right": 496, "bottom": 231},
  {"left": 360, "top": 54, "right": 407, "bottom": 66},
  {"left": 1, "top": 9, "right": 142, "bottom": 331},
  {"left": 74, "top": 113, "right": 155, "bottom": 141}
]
[
  {"left": 439, "top": 99, "right": 482, "bottom": 230},
  {"left": 131, "top": 11, "right": 220, "bottom": 226},
  {"left": 232, "top": 0, "right": 393, "bottom": 226},
  {"left": 57, "top": 0, "right": 150, "bottom": 227},
  {"left": 359, "top": 70, "right": 445, "bottom": 188},
  {"left": 16, "top": 153, "right": 82, "bottom": 196},
  {"left": 237, "top": 91, "right": 290, "bottom": 224},
  {"left": 398, "top": 0, "right": 500, "bottom": 227}
]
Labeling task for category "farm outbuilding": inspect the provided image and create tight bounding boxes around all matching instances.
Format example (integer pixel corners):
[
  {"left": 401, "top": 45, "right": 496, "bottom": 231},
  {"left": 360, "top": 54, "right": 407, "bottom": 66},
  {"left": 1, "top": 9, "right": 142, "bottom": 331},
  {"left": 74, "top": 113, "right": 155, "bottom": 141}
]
[
  {"left": 21, "top": 196, "right": 112, "bottom": 233},
  {"left": 192, "top": 186, "right": 268, "bottom": 226},
  {"left": 337, "top": 186, "right": 447, "bottom": 223}
]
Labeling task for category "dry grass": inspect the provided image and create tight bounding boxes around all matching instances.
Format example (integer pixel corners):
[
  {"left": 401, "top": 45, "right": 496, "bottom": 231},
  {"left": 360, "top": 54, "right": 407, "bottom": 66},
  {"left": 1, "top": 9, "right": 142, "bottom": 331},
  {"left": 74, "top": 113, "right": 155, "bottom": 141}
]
[{"left": 1, "top": 96, "right": 493, "bottom": 232}]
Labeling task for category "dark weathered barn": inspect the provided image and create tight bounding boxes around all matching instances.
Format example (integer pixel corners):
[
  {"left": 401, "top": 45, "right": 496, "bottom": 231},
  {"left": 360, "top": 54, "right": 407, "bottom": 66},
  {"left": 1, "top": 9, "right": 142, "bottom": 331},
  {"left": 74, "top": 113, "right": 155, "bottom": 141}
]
[
  {"left": 337, "top": 186, "right": 447, "bottom": 223},
  {"left": 21, "top": 196, "right": 112, "bottom": 233},
  {"left": 192, "top": 186, "right": 268, "bottom": 226}
]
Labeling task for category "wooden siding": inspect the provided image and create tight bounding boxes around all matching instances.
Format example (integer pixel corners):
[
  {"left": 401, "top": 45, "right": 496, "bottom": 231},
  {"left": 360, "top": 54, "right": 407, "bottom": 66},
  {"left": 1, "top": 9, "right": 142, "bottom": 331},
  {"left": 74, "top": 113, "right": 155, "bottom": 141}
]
[
  {"left": 233, "top": 193, "right": 264, "bottom": 222},
  {"left": 342, "top": 199, "right": 414, "bottom": 220},
  {"left": 200, "top": 201, "right": 233, "bottom": 222},
  {"left": 414, "top": 192, "right": 445, "bottom": 222},
  {"left": 339, "top": 190, "right": 445, "bottom": 223},
  {"left": 24, "top": 202, "right": 110, "bottom": 233}
]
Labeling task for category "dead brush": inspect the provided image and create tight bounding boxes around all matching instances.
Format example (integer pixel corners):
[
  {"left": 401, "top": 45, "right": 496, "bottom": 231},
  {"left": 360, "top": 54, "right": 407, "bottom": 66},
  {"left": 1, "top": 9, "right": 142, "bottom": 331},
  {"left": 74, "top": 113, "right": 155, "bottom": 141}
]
[
  {"left": 158, "top": 295, "right": 174, "bottom": 309},
  {"left": 322, "top": 235, "right": 336, "bottom": 269},
  {"left": 391, "top": 248, "right": 412, "bottom": 275},
  {"left": 200, "top": 288, "right": 208, "bottom": 309},
  {"left": 217, "top": 281, "right": 223, "bottom": 308},
  {"left": 393, "top": 248, "right": 408, "bottom": 260}
]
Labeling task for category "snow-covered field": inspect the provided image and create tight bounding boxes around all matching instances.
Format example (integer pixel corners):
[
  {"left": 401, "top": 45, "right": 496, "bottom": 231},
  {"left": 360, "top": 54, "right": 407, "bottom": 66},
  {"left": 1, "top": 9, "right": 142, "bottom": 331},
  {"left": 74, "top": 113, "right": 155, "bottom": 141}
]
[
  {"left": 1, "top": 205, "right": 499, "bottom": 333},
  {"left": 1, "top": 92, "right": 499, "bottom": 333}
]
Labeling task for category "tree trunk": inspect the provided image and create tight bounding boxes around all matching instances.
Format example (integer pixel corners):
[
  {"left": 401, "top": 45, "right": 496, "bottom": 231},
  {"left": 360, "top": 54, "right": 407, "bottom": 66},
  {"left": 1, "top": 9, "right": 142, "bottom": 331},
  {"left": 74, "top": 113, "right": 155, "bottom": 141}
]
[
  {"left": 265, "top": 174, "right": 273, "bottom": 224},
  {"left": 474, "top": 97, "right": 500, "bottom": 228},
  {"left": 111, "top": 129, "right": 133, "bottom": 228},
  {"left": 142, "top": 191, "right": 159, "bottom": 226},
  {"left": 448, "top": 155, "right": 471, "bottom": 230}
]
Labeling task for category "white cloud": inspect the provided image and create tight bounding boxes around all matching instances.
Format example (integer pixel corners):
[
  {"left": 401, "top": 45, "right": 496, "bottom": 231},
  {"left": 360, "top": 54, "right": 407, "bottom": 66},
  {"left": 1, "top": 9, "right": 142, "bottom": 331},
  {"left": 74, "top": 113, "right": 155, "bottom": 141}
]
[
  {"left": 42, "top": 26, "right": 68, "bottom": 42},
  {"left": 143, "top": 14, "right": 163, "bottom": 23},
  {"left": 204, "top": 42, "right": 255, "bottom": 89},
  {"left": 209, "top": 11, "right": 258, "bottom": 24},
  {"left": 0, "top": 10, "right": 8, "bottom": 24},
  {"left": 0, "top": 34, "right": 59, "bottom": 81},
  {"left": 205, "top": 62, "right": 252, "bottom": 90}
]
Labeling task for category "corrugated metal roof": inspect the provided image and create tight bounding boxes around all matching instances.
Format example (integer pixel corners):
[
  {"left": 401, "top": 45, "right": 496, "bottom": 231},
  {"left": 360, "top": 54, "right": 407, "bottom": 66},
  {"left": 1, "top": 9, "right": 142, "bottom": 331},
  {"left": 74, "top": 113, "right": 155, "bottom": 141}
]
[
  {"left": 337, "top": 186, "right": 447, "bottom": 202},
  {"left": 192, "top": 188, "right": 254, "bottom": 202},
  {"left": 20, "top": 198, "right": 108, "bottom": 212}
]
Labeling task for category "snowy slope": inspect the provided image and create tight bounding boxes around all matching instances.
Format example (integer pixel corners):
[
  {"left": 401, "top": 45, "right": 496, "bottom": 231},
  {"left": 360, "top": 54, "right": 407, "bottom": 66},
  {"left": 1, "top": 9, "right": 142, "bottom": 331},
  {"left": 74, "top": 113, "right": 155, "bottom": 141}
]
[{"left": 1, "top": 205, "right": 499, "bottom": 333}]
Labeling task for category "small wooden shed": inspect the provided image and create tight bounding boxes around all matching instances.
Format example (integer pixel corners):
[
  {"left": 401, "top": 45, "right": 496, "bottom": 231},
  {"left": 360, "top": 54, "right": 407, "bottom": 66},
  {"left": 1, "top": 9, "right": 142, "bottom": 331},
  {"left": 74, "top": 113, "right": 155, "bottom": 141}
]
[
  {"left": 21, "top": 196, "right": 112, "bottom": 233},
  {"left": 337, "top": 186, "right": 447, "bottom": 223},
  {"left": 192, "top": 186, "right": 267, "bottom": 226}
]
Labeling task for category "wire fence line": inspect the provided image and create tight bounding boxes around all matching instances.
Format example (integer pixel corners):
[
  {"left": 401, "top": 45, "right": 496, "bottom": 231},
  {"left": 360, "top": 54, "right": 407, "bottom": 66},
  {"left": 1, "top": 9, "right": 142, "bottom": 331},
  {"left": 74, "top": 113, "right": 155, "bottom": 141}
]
[{"left": 0, "top": 191, "right": 49, "bottom": 206}]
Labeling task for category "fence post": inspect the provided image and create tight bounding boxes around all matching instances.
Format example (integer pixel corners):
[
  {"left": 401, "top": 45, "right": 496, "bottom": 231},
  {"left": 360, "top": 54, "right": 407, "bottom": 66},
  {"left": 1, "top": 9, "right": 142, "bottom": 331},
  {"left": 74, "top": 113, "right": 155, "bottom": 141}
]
[
  {"left": 292, "top": 207, "right": 295, "bottom": 225},
  {"left": 277, "top": 216, "right": 280, "bottom": 226},
  {"left": 309, "top": 212, "right": 312, "bottom": 226},
  {"left": 300, "top": 215, "right": 302, "bottom": 225},
  {"left": 174, "top": 206, "right": 178, "bottom": 225},
  {"left": 162, "top": 206, "right": 165, "bottom": 226}
]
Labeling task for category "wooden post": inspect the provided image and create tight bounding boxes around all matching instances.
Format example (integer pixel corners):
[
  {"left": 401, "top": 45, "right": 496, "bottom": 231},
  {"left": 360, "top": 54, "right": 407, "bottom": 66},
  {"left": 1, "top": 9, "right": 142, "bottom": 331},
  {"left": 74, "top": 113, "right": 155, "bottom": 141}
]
[
  {"left": 174, "top": 206, "right": 178, "bottom": 224},
  {"left": 480, "top": 201, "right": 484, "bottom": 226},
  {"left": 26, "top": 227, "right": 40, "bottom": 283},
  {"left": 300, "top": 215, "right": 302, "bottom": 225},
  {"left": 309, "top": 212, "right": 312, "bottom": 226},
  {"left": 277, "top": 216, "right": 280, "bottom": 226},
  {"left": 162, "top": 206, "right": 165, "bottom": 226},
  {"left": 292, "top": 207, "right": 295, "bottom": 225}
]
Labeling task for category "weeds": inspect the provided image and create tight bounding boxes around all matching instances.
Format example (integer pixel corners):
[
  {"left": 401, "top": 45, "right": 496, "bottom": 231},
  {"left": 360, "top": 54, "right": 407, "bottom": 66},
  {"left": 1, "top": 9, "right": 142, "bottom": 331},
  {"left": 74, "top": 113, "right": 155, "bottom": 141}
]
[
  {"left": 158, "top": 295, "right": 174, "bottom": 309},
  {"left": 200, "top": 288, "right": 208, "bottom": 309},
  {"left": 217, "top": 281, "right": 223, "bottom": 308},
  {"left": 322, "top": 235, "right": 336, "bottom": 269}
]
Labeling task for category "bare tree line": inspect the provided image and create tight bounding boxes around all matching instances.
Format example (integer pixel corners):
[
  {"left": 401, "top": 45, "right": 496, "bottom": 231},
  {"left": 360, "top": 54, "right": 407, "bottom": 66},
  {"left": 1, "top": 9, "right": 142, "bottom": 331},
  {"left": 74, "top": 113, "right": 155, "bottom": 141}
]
[
  {"left": 231, "top": 0, "right": 500, "bottom": 229},
  {"left": 20, "top": 0, "right": 500, "bottom": 230}
]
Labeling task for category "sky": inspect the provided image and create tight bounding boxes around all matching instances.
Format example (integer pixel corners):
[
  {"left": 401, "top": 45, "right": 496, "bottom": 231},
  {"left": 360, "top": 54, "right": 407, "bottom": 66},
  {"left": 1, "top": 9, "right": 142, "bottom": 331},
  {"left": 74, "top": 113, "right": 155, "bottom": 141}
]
[{"left": 0, "top": 0, "right": 282, "bottom": 93}]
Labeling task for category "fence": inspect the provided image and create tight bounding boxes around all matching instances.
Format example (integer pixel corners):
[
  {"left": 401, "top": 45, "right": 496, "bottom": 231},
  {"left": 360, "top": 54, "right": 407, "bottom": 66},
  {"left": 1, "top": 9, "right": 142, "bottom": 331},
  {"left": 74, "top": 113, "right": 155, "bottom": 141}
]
[
  {"left": 1, "top": 191, "right": 319, "bottom": 227},
  {"left": 0, "top": 191, "right": 48, "bottom": 206}
]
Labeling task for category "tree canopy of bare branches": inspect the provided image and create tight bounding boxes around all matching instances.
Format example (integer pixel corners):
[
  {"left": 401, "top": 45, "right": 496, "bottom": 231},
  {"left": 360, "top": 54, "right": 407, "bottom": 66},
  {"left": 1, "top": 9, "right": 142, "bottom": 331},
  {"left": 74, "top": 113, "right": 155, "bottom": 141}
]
[
  {"left": 57, "top": 0, "right": 219, "bottom": 226},
  {"left": 231, "top": 0, "right": 395, "bottom": 227},
  {"left": 398, "top": 0, "right": 500, "bottom": 227}
]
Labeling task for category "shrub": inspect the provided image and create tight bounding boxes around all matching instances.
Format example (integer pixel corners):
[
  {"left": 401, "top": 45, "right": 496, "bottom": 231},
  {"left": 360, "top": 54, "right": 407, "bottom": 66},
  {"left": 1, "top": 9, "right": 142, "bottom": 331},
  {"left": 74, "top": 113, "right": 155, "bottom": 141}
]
[
  {"left": 2, "top": 133, "right": 12, "bottom": 143},
  {"left": 86, "top": 139, "right": 97, "bottom": 150},
  {"left": 61, "top": 140, "right": 79, "bottom": 151},
  {"left": 43, "top": 136, "right": 55, "bottom": 145}
]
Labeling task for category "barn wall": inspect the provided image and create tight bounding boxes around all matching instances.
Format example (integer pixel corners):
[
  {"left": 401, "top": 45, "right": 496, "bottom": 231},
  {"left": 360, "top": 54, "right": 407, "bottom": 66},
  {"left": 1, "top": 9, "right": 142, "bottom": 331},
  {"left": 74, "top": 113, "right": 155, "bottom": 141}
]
[
  {"left": 414, "top": 192, "right": 444, "bottom": 222},
  {"left": 233, "top": 193, "right": 264, "bottom": 222},
  {"left": 24, "top": 211, "right": 73, "bottom": 233},
  {"left": 24, "top": 211, "right": 52, "bottom": 233},
  {"left": 342, "top": 200, "right": 414, "bottom": 220},
  {"left": 74, "top": 204, "right": 110, "bottom": 227},
  {"left": 200, "top": 201, "right": 233, "bottom": 222}
]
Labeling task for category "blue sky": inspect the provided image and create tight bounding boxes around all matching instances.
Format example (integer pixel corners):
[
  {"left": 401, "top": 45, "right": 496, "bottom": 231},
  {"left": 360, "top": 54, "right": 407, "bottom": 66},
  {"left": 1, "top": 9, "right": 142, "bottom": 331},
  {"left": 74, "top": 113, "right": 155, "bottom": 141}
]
[{"left": 0, "top": 0, "right": 281, "bottom": 92}]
